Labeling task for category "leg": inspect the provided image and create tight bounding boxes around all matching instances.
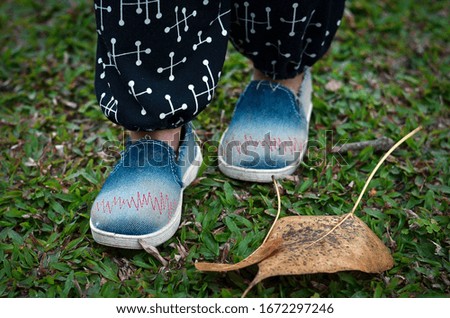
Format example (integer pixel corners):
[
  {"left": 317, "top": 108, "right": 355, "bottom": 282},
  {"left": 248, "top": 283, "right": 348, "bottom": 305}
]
[
  {"left": 94, "top": 0, "right": 230, "bottom": 133},
  {"left": 218, "top": 0, "right": 345, "bottom": 182},
  {"left": 91, "top": 0, "right": 231, "bottom": 248},
  {"left": 230, "top": 0, "right": 345, "bottom": 81},
  {"left": 253, "top": 68, "right": 304, "bottom": 94}
]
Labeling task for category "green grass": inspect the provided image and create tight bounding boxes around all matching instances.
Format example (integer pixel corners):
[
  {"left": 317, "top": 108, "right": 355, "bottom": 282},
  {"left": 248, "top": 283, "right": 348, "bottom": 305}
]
[{"left": 0, "top": 0, "right": 448, "bottom": 297}]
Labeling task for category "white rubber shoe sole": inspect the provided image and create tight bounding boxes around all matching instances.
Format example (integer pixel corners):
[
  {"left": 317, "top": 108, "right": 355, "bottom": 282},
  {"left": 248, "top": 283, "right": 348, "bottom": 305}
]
[
  {"left": 218, "top": 152, "right": 304, "bottom": 183},
  {"left": 90, "top": 145, "right": 203, "bottom": 249}
]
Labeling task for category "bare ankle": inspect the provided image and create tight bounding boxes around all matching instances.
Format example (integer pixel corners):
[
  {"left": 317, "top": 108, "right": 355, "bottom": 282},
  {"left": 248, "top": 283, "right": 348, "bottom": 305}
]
[
  {"left": 253, "top": 69, "right": 304, "bottom": 94},
  {"left": 129, "top": 127, "right": 182, "bottom": 151}
]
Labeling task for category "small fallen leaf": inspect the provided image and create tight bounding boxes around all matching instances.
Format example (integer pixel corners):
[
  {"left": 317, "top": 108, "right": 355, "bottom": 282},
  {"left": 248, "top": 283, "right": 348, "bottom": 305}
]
[
  {"left": 325, "top": 79, "right": 343, "bottom": 92},
  {"left": 24, "top": 157, "right": 38, "bottom": 167},
  {"left": 60, "top": 98, "right": 77, "bottom": 109},
  {"left": 55, "top": 144, "right": 65, "bottom": 157},
  {"left": 139, "top": 240, "right": 168, "bottom": 267}
]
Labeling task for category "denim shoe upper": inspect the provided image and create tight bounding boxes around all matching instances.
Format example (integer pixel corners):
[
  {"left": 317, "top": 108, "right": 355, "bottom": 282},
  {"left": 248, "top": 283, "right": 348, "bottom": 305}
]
[
  {"left": 90, "top": 138, "right": 183, "bottom": 236},
  {"left": 220, "top": 79, "right": 309, "bottom": 170}
]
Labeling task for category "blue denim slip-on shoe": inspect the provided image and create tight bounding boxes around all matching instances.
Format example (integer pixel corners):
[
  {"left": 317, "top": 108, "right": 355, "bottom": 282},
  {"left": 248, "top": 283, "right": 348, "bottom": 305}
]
[
  {"left": 90, "top": 123, "right": 202, "bottom": 249},
  {"left": 218, "top": 68, "right": 313, "bottom": 183}
]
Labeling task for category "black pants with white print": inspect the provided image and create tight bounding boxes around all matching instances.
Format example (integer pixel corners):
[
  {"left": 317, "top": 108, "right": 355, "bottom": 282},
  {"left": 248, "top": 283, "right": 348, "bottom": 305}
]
[{"left": 94, "top": 0, "right": 345, "bottom": 131}]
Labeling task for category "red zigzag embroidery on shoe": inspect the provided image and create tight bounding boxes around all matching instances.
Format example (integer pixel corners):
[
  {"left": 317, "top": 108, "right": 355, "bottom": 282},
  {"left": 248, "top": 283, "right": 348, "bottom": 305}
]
[{"left": 93, "top": 191, "right": 178, "bottom": 217}]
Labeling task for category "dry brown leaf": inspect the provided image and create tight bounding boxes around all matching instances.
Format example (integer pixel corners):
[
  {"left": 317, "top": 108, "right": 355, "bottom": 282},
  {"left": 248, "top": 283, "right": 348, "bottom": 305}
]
[
  {"left": 195, "top": 127, "right": 423, "bottom": 297},
  {"left": 196, "top": 214, "right": 393, "bottom": 296},
  {"left": 246, "top": 214, "right": 392, "bottom": 296}
]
